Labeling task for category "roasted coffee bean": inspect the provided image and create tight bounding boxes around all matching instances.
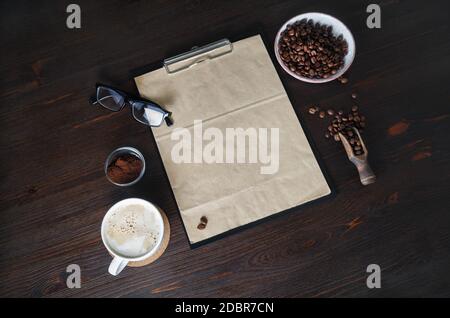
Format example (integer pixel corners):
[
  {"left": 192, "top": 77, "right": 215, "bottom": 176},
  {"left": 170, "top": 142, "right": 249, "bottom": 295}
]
[
  {"left": 351, "top": 93, "right": 357, "bottom": 99},
  {"left": 307, "top": 104, "right": 367, "bottom": 152},
  {"left": 200, "top": 216, "right": 208, "bottom": 224},
  {"left": 308, "top": 107, "right": 317, "bottom": 114},
  {"left": 197, "top": 222, "right": 206, "bottom": 230},
  {"left": 278, "top": 19, "right": 348, "bottom": 79},
  {"left": 338, "top": 76, "right": 348, "bottom": 84}
]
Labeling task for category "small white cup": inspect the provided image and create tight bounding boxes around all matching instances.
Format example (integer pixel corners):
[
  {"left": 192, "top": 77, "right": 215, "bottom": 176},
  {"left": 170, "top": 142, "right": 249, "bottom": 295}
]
[{"left": 101, "top": 198, "right": 164, "bottom": 276}]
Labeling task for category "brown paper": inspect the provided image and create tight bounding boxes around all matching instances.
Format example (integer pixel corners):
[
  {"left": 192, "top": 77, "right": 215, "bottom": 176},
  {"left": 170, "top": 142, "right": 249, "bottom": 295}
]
[{"left": 135, "top": 35, "right": 330, "bottom": 244}]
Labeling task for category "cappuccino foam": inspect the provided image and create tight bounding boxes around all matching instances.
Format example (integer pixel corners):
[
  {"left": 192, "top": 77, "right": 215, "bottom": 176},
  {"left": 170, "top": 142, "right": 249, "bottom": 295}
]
[{"left": 105, "top": 204, "right": 160, "bottom": 258}]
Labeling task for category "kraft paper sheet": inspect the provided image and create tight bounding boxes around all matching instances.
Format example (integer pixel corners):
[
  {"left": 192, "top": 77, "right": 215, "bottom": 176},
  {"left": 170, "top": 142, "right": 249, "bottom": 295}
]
[{"left": 135, "top": 35, "right": 331, "bottom": 245}]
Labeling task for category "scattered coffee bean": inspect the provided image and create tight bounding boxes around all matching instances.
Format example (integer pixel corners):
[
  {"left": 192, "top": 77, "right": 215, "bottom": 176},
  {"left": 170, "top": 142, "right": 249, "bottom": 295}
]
[
  {"left": 307, "top": 104, "right": 368, "bottom": 156},
  {"left": 304, "top": 93, "right": 368, "bottom": 158},
  {"left": 278, "top": 19, "right": 348, "bottom": 79},
  {"left": 338, "top": 76, "right": 348, "bottom": 84},
  {"left": 200, "top": 216, "right": 208, "bottom": 224},
  {"left": 351, "top": 93, "right": 357, "bottom": 99}
]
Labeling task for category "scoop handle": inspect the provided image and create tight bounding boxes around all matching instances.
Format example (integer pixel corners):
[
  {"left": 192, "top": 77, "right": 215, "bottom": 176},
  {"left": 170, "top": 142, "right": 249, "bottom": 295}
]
[{"left": 354, "top": 160, "right": 376, "bottom": 185}]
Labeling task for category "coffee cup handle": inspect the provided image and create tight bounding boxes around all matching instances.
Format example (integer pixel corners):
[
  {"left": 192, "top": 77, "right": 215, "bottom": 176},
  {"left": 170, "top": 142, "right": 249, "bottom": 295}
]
[{"left": 108, "top": 256, "right": 129, "bottom": 276}]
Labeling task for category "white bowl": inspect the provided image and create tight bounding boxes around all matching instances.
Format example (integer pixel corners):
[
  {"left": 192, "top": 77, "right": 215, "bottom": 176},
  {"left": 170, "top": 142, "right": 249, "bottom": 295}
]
[{"left": 274, "top": 12, "right": 355, "bottom": 83}]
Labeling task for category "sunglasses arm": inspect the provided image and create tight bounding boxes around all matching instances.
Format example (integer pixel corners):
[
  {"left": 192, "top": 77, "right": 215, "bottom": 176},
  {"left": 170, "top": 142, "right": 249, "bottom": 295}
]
[
  {"left": 91, "top": 96, "right": 113, "bottom": 105},
  {"left": 164, "top": 112, "right": 173, "bottom": 126}
]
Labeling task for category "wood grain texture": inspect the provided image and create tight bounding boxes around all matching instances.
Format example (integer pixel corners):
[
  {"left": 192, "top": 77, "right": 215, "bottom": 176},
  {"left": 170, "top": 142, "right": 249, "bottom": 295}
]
[{"left": 1, "top": 0, "right": 449, "bottom": 297}]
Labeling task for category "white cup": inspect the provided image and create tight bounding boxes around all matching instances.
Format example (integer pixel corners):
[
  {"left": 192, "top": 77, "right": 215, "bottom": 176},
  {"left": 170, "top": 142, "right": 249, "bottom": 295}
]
[{"left": 101, "top": 198, "right": 165, "bottom": 276}]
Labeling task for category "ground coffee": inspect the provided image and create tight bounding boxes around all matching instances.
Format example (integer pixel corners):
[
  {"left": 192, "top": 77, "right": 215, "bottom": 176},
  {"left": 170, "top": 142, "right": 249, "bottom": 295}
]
[{"left": 107, "top": 154, "right": 143, "bottom": 184}]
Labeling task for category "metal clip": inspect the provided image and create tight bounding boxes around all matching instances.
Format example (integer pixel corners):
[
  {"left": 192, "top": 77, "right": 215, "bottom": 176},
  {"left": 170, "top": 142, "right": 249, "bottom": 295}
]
[{"left": 163, "top": 39, "right": 233, "bottom": 74}]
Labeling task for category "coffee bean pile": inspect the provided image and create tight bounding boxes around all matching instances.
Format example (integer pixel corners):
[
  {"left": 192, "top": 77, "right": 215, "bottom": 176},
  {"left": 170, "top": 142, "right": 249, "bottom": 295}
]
[
  {"left": 278, "top": 19, "right": 348, "bottom": 79},
  {"left": 197, "top": 216, "right": 208, "bottom": 230},
  {"left": 308, "top": 100, "right": 366, "bottom": 156}
]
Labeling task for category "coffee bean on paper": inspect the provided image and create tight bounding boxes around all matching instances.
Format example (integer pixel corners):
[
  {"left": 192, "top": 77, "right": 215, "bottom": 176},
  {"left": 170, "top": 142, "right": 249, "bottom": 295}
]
[
  {"left": 200, "top": 216, "right": 208, "bottom": 224},
  {"left": 197, "top": 222, "right": 206, "bottom": 230},
  {"left": 278, "top": 19, "right": 348, "bottom": 80}
]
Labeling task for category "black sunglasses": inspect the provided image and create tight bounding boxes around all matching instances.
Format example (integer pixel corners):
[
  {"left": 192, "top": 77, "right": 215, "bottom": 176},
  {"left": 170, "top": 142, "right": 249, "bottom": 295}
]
[{"left": 91, "top": 84, "right": 173, "bottom": 127}]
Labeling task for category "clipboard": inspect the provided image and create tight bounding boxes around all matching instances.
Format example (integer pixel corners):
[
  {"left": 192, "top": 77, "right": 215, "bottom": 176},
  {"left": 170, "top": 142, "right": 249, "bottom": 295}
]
[{"left": 135, "top": 35, "right": 331, "bottom": 246}]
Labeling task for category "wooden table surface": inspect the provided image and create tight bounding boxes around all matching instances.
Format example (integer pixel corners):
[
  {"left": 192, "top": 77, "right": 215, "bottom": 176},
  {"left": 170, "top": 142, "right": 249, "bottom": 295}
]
[{"left": 1, "top": 0, "right": 449, "bottom": 298}]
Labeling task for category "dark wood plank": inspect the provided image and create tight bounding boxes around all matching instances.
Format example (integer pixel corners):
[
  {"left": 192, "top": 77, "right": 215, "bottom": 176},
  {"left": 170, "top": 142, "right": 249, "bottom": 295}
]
[{"left": 0, "top": 0, "right": 449, "bottom": 297}]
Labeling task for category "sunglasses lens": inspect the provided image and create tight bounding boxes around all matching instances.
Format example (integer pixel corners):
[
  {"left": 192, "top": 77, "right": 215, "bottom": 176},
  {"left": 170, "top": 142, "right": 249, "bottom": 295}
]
[
  {"left": 97, "top": 87, "right": 125, "bottom": 111},
  {"left": 132, "top": 101, "right": 166, "bottom": 127}
]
